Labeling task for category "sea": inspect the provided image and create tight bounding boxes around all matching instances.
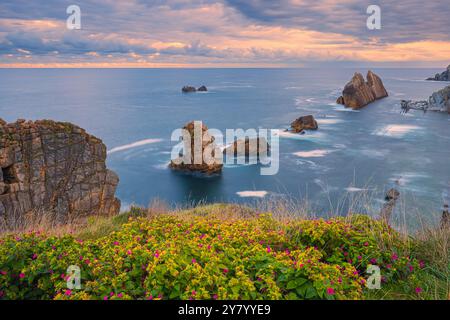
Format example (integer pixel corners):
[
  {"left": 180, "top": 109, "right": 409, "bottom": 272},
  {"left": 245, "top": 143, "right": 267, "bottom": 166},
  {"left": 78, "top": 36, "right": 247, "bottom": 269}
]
[{"left": 1, "top": 68, "right": 449, "bottom": 225}]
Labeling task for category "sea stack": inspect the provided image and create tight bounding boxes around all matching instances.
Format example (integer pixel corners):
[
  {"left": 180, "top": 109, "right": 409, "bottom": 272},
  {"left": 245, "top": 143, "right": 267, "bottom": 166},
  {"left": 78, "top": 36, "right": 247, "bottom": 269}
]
[
  {"left": 336, "top": 70, "right": 388, "bottom": 109},
  {"left": 0, "top": 119, "right": 120, "bottom": 226},
  {"left": 169, "top": 121, "right": 223, "bottom": 174},
  {"left": 426, "top": 65, "right": 450, "bottom": 81}
]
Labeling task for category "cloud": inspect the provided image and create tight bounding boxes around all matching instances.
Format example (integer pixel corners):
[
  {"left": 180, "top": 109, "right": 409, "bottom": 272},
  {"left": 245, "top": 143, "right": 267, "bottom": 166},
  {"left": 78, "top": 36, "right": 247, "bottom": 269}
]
[{"left": 0, "top": 0, "right": 449, "bottom": 67}]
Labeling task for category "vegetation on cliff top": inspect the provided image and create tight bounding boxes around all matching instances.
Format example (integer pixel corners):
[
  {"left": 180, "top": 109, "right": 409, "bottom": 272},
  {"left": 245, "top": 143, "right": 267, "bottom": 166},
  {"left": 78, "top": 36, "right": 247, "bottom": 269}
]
[{"left": 0, "top": 204, "right": 448, "bottom": 300}]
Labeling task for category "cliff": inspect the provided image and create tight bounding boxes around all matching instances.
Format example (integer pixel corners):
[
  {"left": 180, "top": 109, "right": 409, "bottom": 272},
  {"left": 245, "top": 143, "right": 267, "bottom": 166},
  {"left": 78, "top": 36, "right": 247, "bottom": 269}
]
[{"left": 0, "top": 119, "right": 120, "bottom": 226}]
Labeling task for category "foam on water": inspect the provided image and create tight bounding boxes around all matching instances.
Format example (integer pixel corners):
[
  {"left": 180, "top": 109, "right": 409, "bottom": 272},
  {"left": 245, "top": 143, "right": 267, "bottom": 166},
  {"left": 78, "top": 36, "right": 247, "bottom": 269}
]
[
  {"left": 108, "top": 138, "right": 163, "bottom": 154},
  {"left": 293, "top": 150, "right": 332, "bottom": 158},
  {"left": 236, "top": 190, "right": 268, "bottom": 198},
  {"left": 373, "top": 125, "right": 420, "bottom": 138}
]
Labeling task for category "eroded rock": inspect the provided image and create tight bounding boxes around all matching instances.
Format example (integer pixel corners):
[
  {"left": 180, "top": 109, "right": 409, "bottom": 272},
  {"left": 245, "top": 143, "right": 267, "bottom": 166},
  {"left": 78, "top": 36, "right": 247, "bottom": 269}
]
[
  {"left": 426, "top": 65, "right": 450, "bottom": 81},
  {"left": 169, "top": 121, "right": 223, "bottom": 174},
  {"left": 0, "top": 119, "right": 120, "bottom": 226},
  {"left": 336, "top": 70, "right": 388, "bottom": 109},
  {"left": 401, "top": 85, "right": 450, "bottom": 114},
  {"left": 290, "top": 115, "right": 318, "bottom": 133}
]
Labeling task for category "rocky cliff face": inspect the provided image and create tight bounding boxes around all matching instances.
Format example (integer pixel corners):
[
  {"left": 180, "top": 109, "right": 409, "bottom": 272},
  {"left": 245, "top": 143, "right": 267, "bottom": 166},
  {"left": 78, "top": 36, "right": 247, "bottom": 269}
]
[
  {"left": 426, "top": 65, "right": 450, "bottom": 81},
  {"left": 401, "top": 85, "right": 450, "bottom": 114},
  {"left": 0, "top": 119, "right": 120, "bottom": 225},
  {"left": 336, "top": 71, "right": 388, "bottom": 109}
]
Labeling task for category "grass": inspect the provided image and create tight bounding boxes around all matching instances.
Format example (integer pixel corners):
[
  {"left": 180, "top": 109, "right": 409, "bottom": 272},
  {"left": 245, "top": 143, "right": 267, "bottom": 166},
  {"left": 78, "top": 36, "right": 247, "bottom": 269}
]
[{"left": 0, "top": 202, "right": 448, "bottom": 300}]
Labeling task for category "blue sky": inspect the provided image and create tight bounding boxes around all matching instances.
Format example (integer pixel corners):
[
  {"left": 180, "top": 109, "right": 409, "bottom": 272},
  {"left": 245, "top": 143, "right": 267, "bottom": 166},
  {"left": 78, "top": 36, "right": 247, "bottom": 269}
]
[{"left": 1, "top": 0, "right": 449, "bottom": 67}]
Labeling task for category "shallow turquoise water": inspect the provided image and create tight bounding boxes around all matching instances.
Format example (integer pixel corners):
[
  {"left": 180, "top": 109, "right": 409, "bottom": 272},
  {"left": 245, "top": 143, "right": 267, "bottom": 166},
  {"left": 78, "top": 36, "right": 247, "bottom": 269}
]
[{"left": 0, "top": 68, "right": 449, "bottom": 223}]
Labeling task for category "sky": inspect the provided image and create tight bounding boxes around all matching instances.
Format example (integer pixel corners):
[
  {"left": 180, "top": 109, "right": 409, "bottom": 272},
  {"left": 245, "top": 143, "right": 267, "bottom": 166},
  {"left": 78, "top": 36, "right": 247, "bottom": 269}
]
[{"left": 1, "top": 0, "right": 450, "bottom": 68}]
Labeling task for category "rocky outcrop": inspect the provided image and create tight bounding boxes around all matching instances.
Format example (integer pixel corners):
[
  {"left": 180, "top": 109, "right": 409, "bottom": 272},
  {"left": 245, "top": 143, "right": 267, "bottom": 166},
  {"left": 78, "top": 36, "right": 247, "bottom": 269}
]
[
  {"left": 182, "top": 86, "right": 197, "bottom": 93},
  {"left": 401, "top": 85, "right": 450, "bottom": 114},
  {"left": 169, "top": 121, "right": 222, "bottom": 174},
  {"left": 223, "top": 137, "right": 270, "bottom": 158},
  {"left": 426, "top": 65, "right": 450, "bottom": 81},
  {"left": 336, "top": 71, "right": 388, "bottom": 109},
  {"left": 290, "top": 115, "right": 318, "bottom": 133},
  {"left": 0, "top": 119, "right": 120, "bottom": 226},
  {"left": 181, "top": 85, "right": 208, "bottom": 93}
]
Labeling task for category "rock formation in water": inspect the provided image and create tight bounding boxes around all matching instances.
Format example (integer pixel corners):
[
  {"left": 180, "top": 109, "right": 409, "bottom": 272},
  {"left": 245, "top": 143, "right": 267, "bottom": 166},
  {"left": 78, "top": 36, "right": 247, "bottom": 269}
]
[
  {"left": 290, "top": 115, "right": 318, "bottom": 133},
  {"left": 0, "top": 119, "right": 120, "bottom": 226},
  {"left": 401, "top": 85, "right": 450, "bottom": 114},
  {"left": 336, "top": 70, "right": 388, "bottom": 109},
  {"left": 197, "top": 85, "right": 208, "bottom": 92},
  {"left": 182, "top": 86, "right": 197, "bottom": 93},
  {"left": 169, "top": 121, "right": 222, "bottom": 174},
  {"left": 379, "top": 188, "right": 400, "bottom": 223},
  {"left": 426, "top": 65, "right": 450, "bottom": 81},
  {"left": 223, "top": 137, "right": 270, "bottom": 158}
]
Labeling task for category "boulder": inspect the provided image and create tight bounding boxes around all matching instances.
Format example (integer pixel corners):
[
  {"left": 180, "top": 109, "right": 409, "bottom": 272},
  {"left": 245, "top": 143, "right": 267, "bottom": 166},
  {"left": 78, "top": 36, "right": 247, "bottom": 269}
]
[
  {"left": 169, "top": 121, "right": 223, "bottom": 174},
  {"left": 0, "top": 119, "right": 120, "bottom": 226},
  {"left": 426, "top": 65, "right": 450, "bottom": 81},
  {"left": 401, "top": 85, "right": 450, "bottom": 114},
  {"left": 197, "top": 85, "right": 208, "bottom": 92},
  {"left": 290, "top": 115, "right": 318, "bottom": 133},
  {"left": 336, "top": 70, "right": 388, "bottom": 109},
  {"left": 223, "top": 137, "right": 270, "bottom": 158},
  {"left": 182, "top": 86, "right": 196, "bottom": 93}
]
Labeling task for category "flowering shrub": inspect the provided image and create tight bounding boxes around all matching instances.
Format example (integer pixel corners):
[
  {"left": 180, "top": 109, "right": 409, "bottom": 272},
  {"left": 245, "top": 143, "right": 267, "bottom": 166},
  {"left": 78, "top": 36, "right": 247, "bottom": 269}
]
[{"left": 0, "top": 212, "right": 421, "bottom": 300}]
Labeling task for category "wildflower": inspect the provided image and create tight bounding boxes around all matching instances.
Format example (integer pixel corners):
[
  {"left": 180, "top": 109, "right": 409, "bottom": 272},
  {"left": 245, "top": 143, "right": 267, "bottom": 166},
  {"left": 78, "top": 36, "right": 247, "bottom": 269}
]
[
  {"left": 31, "top": 253, "right": 38, "bottom": 260},
  {"left": 419, "top": 260, "right": 425, "bottom": 269},
  {"left": 326, "top": 288, "right": 335, "bottom": 295},
  {"left": 148, "top": 295, "right": 154, "bottom": 300},
  {"left": 103, "top": 296, "right": 108, "bottom": 300},
  {"left": 154, "top": 252, "right": 160, "bottom": 258},
  {"left": 415, "top": 287, "right": 422, "bottom": 294},
  {"left": 363, "top": 242, "right": 369, "bottom": 246},
  {"left": 191, "top": 258, "right": 197, "bottom": 264},
  {"left": 117, "top": 293, "right": 123, "bottom": 298},
  {"left": 114, "top": 241, "right": 119, "bottom": 246},
  {"left": 391, "top": 253, "right": 398, "bottom": 261},
  {"left": 19, "top": 273, "right": 25, "bottom": 279},
  {"left": 357, "top": 255, "right": 362, "bottom": 260},
  {"left": 223, "top": 268, "right": 229, "bottom": 274},
  {"left": 0, "top": 271, "right": 6, "bottom": 276},
  {"left": 408, "top": 265, "right": 414, "bottom": 272},
  {"left": 127, "top": 250, "right": 132, "bottom": 255},
  {"left": 110, "top": 292, "right": 114, "bottom": 297},
  {"left": 266, "top": 246, "right": 271, "bottom": 253},
  {"left": 370, "top": 258, "right": 377, "bottom": 264},
  {"left": 65, "top": 290, "right": 72, "bottom": 296},
  {"left": 212, "top": 294, "right": 218, "bottom": 300},
  {"left": 192, "top": 290, "right": 196, "bottom": 296},
  {"left": 386, "top": 264, "right": 392, "bottom": 269}
]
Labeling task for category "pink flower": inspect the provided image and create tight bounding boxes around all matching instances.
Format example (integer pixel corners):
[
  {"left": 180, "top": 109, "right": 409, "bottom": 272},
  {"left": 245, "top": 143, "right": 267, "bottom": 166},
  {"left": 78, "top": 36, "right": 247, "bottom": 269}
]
[
  {"left": 415, "top": 287, "right": 422, "bottom": 294},
  {"left": 154, "top": 252, "right": 160, "bottom": 258},
  {"left": 386, "top": 264, "right": 392, "bottom": 269},
  {"left": 192, "top": 290, "right": 197, "bottom": 296},
  {"left": 19, "top": 273, "right": 25, "bottom": 279},
  {"left": 127, "top": 250, "right": 132, "bottom": 255},
  {"left": 103, "top": 296, "right": 108, "bottom": 300},
  {"left": 357, "top": 255, "right": 362, "bottom": 260},
  {"left": 148, "top": 295, "right": 154, "bottom": 300},
  {"left": 266, "top": 246, "right": 271, "bottom": 253},
  {"left": 191, "top": 258, "right": 197, "bottom": 264},
  {"left": 113, "top": 241, "right": 119, "bottom": 246},
  {"left": 223, "top": 268, "right": 229, "bottom": 274},
  {"left": 326, "top": 288, "right": 335, "bottom": 295},
  {"left": 391, "top": 253, "right": 398, "bottom": 261},
  {"left": 0, "top": 271, "right": 6, "bottom": 276},
  {"left": 31, "top": 254, "right": 38, "bottom": 260},
  {"left": 110, "top": 292, "right": 114, "bottom": 297},
  {"left": 363, "top": 242, "right": 369, "bottom": 246},
  {"left": 117, "top": 293, "right": 123, "bottom": 298},
  {"left": 419, "top": 260, "right": 425, "bottom": 269},
  {"left": 370, "top": 258, "right": 377, "bottom": 264},
  {"left": 408, "top": 265, "right": 414, "bottom": 272},
  {"left": 65, "top": 289, "right": 72, "bottom": 296},
  {"left": 212, "top": 294, "right": 218, "bottom": 300}
]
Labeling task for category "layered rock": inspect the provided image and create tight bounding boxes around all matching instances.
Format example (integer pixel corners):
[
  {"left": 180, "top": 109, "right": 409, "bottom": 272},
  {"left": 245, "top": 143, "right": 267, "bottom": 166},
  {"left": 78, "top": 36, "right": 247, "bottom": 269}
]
[
  {"left": 426, "top": 65, "right": 450, "bottom": 81},
  {"left": 223, "top": 137, "right": 270, "bottom": 158},
  {"left": 401, "top": 85, "right": 450, "bottom": 114},
  {"left": 290, "top": 115, "right": 318, "bottom": 133},
  {"left": 0, "top": 119, "right": 120, "bottom": 225},
  {"left": 169, "top": 121, "right": 222, "bottom": 174},
  {"left": 336, "top": 71, "right": 388, "bottom": 109}
]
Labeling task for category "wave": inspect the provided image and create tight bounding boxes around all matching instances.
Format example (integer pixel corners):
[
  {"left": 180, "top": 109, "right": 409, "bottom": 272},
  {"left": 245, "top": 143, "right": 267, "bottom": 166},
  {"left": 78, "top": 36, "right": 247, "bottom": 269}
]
[
  {"left": 236, "top": 190, "right": 268, "bottom": 198},
  {"left": 316, "top": 118, "right": 343, "bottom": 125},
  {"left": 108, "top": 138, "right": 163, "bottom": 154},
  {"left": 276, "top": 130, "right": 326, "bottom": 141},
  {"left": 332, "top": 105, "right": 360, "bottom": 113}
]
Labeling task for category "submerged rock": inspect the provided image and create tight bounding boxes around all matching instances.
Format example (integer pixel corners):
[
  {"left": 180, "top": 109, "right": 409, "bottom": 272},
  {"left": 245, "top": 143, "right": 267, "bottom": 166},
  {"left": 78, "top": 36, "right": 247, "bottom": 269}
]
[
  {"left": 169, "top": 121, "right": 223, "bottom": 174},
  {"left": 182, "top": 86, "right": 196, "bottom": 93},
  {"left": 401, "top": 85, "right": 450, "bottom": 114},
  {"left": 290, "top": 115, "right": 318, "bottom": 133},
  {"left": 0, "top": 119, "right": 120, "bottom": 226},
  {"left": 336, "top": 70, "right": 388, "bottom": 109},
  {"left": 426, "top": 65, "right": 450, "bottom": 81},
  {"left": 197, "top": 85, "right": 208, "bottom": 92},
  {"left": 223, "top": 137, "right": 270, "bottom": 158}
]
